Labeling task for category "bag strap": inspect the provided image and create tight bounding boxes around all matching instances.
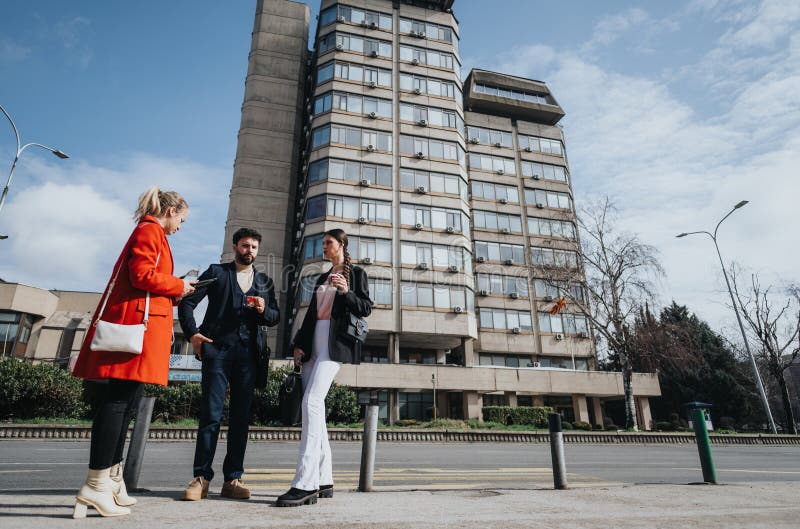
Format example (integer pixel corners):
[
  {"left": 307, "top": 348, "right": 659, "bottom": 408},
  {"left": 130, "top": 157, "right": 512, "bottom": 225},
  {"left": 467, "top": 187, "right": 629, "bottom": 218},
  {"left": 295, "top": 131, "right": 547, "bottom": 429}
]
[{"left": 95, "top": 252, "right": 160, "bottom": 327}]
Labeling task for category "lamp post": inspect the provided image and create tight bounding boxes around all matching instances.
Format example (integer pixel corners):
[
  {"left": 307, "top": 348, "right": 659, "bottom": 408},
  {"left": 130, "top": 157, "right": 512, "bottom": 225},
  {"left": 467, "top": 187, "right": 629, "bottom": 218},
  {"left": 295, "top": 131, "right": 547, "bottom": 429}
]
[
  {"left": 676, "top": 200, "right": 778, "bottom": 434},
  {"left": 0, "top": 104, "right": 69, "bottom": 239}
]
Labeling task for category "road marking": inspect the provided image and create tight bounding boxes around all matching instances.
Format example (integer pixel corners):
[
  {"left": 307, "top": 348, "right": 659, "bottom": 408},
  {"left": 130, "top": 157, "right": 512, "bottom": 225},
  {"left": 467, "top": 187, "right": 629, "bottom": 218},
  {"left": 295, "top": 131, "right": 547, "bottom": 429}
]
[
  {"left": 674, "top": 467, "right": 800, "bottom": 475},
  {"left": 0, "top": 470, "right": 50, "bottom": 474}
]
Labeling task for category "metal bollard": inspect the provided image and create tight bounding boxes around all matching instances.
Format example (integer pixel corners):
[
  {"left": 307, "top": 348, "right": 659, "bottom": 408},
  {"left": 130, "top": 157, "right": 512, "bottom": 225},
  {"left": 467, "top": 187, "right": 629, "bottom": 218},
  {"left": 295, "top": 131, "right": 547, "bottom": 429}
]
[
  {"left": 691, "top": 408, "right": 717, "bottom": 484},
  {"left": 548, "top": 413, "right": 568, "bottom": 490},
  {"left": 123, "top": 396, "right": 156, "bottom": 492},
  {"left": 358, "top": 403, "right": 379, "bottom": 492}
]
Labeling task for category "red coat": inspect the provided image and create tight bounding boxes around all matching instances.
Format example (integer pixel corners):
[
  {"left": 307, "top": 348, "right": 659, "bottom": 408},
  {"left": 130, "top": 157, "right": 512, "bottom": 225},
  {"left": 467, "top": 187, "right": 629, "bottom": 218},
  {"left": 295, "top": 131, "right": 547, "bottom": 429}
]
[{"left": 73, "top": 216, "right": 185, "bottom": 385}]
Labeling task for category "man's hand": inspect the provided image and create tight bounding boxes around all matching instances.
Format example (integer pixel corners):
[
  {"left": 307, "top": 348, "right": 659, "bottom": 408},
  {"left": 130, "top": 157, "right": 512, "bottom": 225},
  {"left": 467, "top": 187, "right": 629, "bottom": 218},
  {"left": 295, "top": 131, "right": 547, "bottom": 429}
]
[
  {"left": 253, "top": 296, "right": 266, "bottom": 314},
  {"left": 293, "top": 347, "right": 305, "bottom": 368},
  {"left": 190, "top": 333, "right": 213, "bottom": 359}
]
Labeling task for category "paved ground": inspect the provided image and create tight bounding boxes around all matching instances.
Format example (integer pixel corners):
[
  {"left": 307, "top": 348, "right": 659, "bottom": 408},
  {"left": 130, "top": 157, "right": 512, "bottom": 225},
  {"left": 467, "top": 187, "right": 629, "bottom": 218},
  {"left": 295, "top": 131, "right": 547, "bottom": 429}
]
[{"left": 1, "top": 441, "right": 798, "bottom": 528}]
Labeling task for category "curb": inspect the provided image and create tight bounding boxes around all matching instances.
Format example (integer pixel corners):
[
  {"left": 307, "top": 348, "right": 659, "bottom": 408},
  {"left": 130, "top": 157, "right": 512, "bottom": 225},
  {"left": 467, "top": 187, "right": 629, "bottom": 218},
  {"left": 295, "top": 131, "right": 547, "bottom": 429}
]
[{"left": 2, "top": 425, "right": 800, "bottom": 445}]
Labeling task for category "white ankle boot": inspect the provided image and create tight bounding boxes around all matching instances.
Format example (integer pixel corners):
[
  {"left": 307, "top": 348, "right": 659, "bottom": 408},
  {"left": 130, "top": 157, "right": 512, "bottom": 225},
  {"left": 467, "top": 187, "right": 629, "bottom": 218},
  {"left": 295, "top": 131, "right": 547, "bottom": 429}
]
[
  {"left": 110, "top": 463, "right": 137, "bottom": 506},
  {"left": 73, "top": 468, "right": 131, "bottom": 518}
]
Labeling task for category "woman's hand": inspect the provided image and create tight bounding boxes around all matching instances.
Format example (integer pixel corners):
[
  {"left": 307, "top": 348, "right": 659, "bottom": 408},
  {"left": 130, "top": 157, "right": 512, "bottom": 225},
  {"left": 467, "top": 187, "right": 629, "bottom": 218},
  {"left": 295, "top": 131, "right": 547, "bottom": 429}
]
[
  {"left": 178, "top": 279, "right": 196, "bottom": 300},
  {"left": 293, "top": 347, "right": 305, "bottom": 368},
  {"left": 330, "top": 273, "right": 349, "bottom": 295}
]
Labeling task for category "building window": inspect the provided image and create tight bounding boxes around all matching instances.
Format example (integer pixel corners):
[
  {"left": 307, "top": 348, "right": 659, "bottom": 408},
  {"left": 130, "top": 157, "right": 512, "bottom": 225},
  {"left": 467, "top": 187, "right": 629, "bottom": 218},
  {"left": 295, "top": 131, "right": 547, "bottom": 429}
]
[
  {"left": 531, "top": 247, "right": 579, "bottom": 268},
  {"left": 472, "top": 210, "right": 523, "bottom": 233},
  {"left": 400, "top": 169, "right": 467, "bottom": 200},
  {"left": 399, "top": 204, "right": 469, "bottom": 235},
  {"left": 361, "top": 344, "right": 389, "bottom": 363},
  {"left": 399, "top": 348, "right": 437, "bottom": 364},
  {"left": 400, "top": 282, "right": 473, "bottom": 312},
  {"left": 528, "top": 217, "right": 576, "bottom": 239},
  {"left": 368, "top": 278, "right": 393, "bottom": 306},
  {"left": 306, "top": 194, "right": 391, "bottom": 223},
  {"left": 399, "top": 74, "right": 460, "bottom": 102},
  {"left": 321, "top": 5, "right": 393, "bottom": 30},
  {"left": 466, "top": 126, "right": 513, "bottom": 148},
  {"left": 0, "top": 311, "right": 32, "bottom": 358},
  {"left": 399, "top": 103, "right": 464, "bottom": 131},
  {"left": 520, "top": 161, "right": 568, "bottom": 183},
  {"left": 533, "top": 280, "right": 585, "bottom": 302},
  {"left": 471, "top": 181, "right": 519, "bottom": 203},
  {"left": 524, "top": 188, "right": 572, "bottom": 209},
  {"left": 314, "top": 91, "right": 392, "bottom": 119},
  {"left": 400, "top": 241, "right": 471, "bottom": 272},
  {"left": 398, "top": 17, "right": 457, "bottom": 46},
  {"left": 399, "top": 45, "right": 459, "bottom": 75},
  {"left": 348, "top": 236, "right": 392, "bottom": 264},
  {"left": 319, "top": 32, "right": 393, "bottom": 58},
  {"left": 399, "top": 135, "right": 464, "bottom": 164},
  {"left": 483, "top": 393, "right": 508, "bottom": 406},
  {"left": 468, "top": 153, "right": 516, "bottom": 175},
  {"left": 474, "top": 241, "right": 525, "bottom": 264},
  {"left": 478, "top": 308, "right": 533, "bottom": 331},
  {"left": 538, "top": 313, "right": 589, "bottom": 334},
  {"left": 399, "top": 391, "right": 434, "bottom": 420},
  {"left": 476, "top": 273, "right": 529, "bottom": 297},
  {"left": 519, "top": 135, "right": 563, "bottom": 156},
  {"left": 309, "top": 158, "right": 391, "bottom": 186},
  {"left": 317, "top": 60, "right": 393, "bottom": 88},
  {"left": 474, "top": 83, "right": 551, "bottom": 105}
]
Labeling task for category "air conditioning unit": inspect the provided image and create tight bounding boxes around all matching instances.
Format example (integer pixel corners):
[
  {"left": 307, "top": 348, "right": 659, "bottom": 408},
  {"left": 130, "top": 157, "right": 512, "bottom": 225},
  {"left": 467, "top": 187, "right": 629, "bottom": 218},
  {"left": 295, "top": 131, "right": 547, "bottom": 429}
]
[
  {"left": 417, "top": 262, "right": 429, "bottom": 270},
  {"left": 366, "top": 144, "right": 375, "bottom": 152},
  {"left": 503, "top": 258, "right": 514, "bottom": 265},
  {"left": 369, "top": 22, "right": 377, "bottom": 29},
  {"left": 416, "top": 185, "right": 427, "bottom": 194},
  {"left": 500, "top": 227, "right": 511, "bottom": 234},
  {"left": 414, "top": 222, "right": 424, "bottom": 230},
  {"left": 411, "top": 58, "right": 419, "bottom": 65},
  {"left": 476, "top": 256, "right": 486, "bottom": 263},
  {"left": 532, "top": 174, "right": 541, "bottom": 180},
  {"left": 511, "top": 327, "right": 521, "bottom": 334},
  {"left": 496, "top": 168, "right": 505, "bottom": 175},
  {"left": 360, "top": 20, "right": 368, "bottom": 27},
  {"left": 536, "top": 203, "right": 544, "bottom": 209},
  {"left": 510, "top": 292, "right": 520, "bottom": 299},
  {"left": 416, "top": 30, "right": 426, "bottom": 38},
  {"left": 448, "top": 265, "right": 458, "bottom": 273},
  {"left": 359, "top": 179, "right": 370, "bottom": 186},
  {"left": 368, "top": 81, "right": 377, "bottom": 89},
  {"left": 555, "top": 333, "right": 565, "bottom": 341},
  {"left": 452, "top": 306, "right": 463, "bottom": 313},
  {"left": 417, "top": 119, "right": 427, "bottom": 127},
  {"left": 524, "top": 146, "right": 533, "bottom": 152},
  {"left": 415, "top": 151, "right": 425, "bottom": 159},
  {"left": 446, "top": 226, "right": 456, "bottom": 234},
  {"left": 499, "top": 198, "right": 508, "bottom": 204},
  {"left": 413, "top": 88, "right": 422, "bottom": 95},
  {"left": 368, "top": 111, "right": 377, "bottom": 119},
  {"left": 577, "top": 332, "right": 589, "bottom": 339},
  {"left": 478, "top": 289, "right": 489, "bottom": 297},
  {"left": 543, "top": 295, "right": 554, "bottom": 302},
  {"left": 337, "top": 15, "right": 346, "bottom": 22},
  {"left": 493, "top": 142, "right": 502, "bottom": 147},
  {"left": 361, "top": 257, "right": 373, "bottom": 265},
  {"left": 370, "top": 50, "right": 378, "bottom": 58},
  {"left": 335, "top": 44, "right": 344, "bottom": 51},
  {"left": 532, "top": 361, "right": 541, "bottom": 368},
  {"left": 469, "top": 137, "right": 480, "bottom": 144},
  {"left": 358, "top": 217, "right": 368, "bottom": 224}
]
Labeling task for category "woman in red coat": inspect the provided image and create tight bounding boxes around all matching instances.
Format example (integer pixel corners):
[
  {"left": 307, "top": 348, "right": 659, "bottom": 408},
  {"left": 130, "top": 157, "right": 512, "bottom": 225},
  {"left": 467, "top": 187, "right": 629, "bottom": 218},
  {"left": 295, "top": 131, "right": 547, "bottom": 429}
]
[{"left": 71, "top": 187, "right": 195, "bottom": 518}]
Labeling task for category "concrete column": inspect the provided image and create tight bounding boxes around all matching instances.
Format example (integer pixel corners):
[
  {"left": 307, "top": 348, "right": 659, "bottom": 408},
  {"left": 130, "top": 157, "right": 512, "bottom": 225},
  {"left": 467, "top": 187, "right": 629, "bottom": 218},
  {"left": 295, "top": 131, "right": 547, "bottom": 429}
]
[
  {"left": 462, "top": 337, "right": 474, "bottom": 367},
  {"left": 464, "top": 391, "right": 483, "bottom": 421},
  {"left": 437, "top": 391, "right": 448, "bottom": 419},
  {"left": 505, "top": 392, "right": 518, "bottom": 407},
  {"left": 389, "top": 333, "right": 400, "bottom": 364},
  {"left": 572, "top": 395, "right": 590, "bottom": 424},
  {"left": 637, "top": 397, "right": 653, "bottom": 431},
  {"left": 389, "top": 389, "right": 399, "bottom": 425},
  {"left": 436, "top": 349, "right": 447, "bottom": 365},
  {"left": 591, "top": 397, "right": 604, "bottom": 428},
  {"left": 533, "top": 395, "right": 545, "bottom": 407}
]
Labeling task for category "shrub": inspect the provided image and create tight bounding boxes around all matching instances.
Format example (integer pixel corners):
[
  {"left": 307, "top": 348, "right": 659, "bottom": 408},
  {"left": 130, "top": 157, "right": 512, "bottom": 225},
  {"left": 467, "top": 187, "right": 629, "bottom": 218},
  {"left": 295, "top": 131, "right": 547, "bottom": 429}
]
[
  {"left": 573, "top": 420, "right": 592, "bottom": 431},
  {"left": 144, "top": 383, "right": 202, "bottom": 423},
  {"left": 0, "top": 358, "right": 89, "bottom": 420},
  {"left": 593, "top": 424, "right": 605, "bottom": 431},
  {"left": 655, "top": 421, "right": 674, "bottom": 431},
  {"left": 325, "top": 383, "right": 359, "bottom": 424},
  {"left": 395, "top": 419, "right": 419, "bottom": 427},
  {"left": 481, "top": 406, "right": 553, "bottom": 427},
  {"left": 605, "top": 424, "right": 620, "bottom": 431},
  {"left": 561, "top": 421, "right": 573, "bottom": 430}
]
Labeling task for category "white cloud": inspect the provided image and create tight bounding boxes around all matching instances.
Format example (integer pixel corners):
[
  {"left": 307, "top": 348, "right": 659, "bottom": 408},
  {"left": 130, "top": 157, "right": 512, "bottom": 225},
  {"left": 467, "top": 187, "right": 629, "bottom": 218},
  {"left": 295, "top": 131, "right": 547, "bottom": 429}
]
[
  {"left": 0, "top": 153, "right": 229, "bottom": 292},
  {"left": 584, "top": 8, "right": 650, "bottom": 49},
  {"left": 0, "top": 38, "right": 32, "bottom": 62}
]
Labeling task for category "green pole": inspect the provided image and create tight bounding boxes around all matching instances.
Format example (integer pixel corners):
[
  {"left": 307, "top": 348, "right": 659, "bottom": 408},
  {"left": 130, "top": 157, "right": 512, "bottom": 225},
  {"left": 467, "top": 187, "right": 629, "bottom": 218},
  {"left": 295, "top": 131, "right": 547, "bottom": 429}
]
[{"left": 691, "top": 408, "right": 717, "bottom": 484}]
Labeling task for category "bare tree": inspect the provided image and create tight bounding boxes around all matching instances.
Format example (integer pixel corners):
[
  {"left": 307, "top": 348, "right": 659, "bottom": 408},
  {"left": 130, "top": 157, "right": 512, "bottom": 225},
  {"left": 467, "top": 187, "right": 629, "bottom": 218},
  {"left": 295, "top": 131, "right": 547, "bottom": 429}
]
[
  {"left": 535, "top": 197, "right": 664, "bottom": 429},
  {"left": 730, "top": 267, "right": 800, "bottom": 434}
]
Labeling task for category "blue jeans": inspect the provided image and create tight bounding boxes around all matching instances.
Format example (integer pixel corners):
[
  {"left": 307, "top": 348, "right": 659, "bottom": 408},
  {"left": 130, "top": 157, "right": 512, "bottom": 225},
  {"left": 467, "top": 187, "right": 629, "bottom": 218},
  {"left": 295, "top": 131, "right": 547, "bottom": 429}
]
[{"left": 193, "top": 339, "right": 257, "bottom": 482}]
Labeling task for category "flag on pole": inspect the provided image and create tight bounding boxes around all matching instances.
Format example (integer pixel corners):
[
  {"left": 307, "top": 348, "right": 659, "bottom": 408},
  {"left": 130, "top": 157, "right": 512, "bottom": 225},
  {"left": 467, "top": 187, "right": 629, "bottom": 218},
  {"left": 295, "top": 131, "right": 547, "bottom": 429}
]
[{"left": 549, "top": 297, "right": 567, "bottom": 315}]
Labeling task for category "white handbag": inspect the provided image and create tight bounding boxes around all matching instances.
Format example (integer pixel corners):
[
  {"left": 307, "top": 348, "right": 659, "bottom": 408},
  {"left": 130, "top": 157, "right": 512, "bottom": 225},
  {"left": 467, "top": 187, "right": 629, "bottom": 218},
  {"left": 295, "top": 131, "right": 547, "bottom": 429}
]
[{"left": 89, "top": 254, "right": 159, "bottom": 355}]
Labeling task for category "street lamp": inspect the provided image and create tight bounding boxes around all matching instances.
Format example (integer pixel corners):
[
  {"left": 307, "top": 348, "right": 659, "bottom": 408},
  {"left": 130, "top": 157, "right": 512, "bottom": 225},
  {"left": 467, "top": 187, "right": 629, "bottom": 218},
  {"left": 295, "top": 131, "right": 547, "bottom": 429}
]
[
  {"left": 676, "top": 200, "right": 778, "bottom": 434},
  {"left": 0, "top": 104, "right": 69, "bottom": 239}
]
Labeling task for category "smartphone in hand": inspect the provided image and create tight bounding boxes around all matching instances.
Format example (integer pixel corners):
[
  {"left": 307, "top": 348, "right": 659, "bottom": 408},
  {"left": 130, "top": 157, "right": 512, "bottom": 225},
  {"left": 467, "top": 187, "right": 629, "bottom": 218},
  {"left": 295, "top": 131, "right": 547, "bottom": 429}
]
[{"left": 193, "top": 277, "right": 218, "bottom": 289}]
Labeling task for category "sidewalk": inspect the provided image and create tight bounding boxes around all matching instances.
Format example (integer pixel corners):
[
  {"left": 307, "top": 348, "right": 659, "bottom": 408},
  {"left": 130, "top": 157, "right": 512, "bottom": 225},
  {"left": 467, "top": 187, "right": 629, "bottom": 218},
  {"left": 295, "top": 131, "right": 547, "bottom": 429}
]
[{"left": 1, "top": 482, "right": 796, "bottom": 529}]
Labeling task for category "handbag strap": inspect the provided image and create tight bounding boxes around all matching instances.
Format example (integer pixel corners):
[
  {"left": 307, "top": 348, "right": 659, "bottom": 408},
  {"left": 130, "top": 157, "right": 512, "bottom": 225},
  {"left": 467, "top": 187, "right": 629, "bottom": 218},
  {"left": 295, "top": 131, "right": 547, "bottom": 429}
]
[{"left": 95, "top": 252, "right": 160, "bottom": 327}]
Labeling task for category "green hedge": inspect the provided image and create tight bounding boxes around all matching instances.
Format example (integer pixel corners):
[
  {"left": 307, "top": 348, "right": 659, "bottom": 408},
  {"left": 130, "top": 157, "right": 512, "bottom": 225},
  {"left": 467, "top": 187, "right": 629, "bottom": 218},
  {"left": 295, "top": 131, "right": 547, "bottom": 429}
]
[
  {"left": 481, "top": 406, "right": 554, "bottom": 427},
  {"left": 0, "top": 358, "right": 89, "bottom": 420}
]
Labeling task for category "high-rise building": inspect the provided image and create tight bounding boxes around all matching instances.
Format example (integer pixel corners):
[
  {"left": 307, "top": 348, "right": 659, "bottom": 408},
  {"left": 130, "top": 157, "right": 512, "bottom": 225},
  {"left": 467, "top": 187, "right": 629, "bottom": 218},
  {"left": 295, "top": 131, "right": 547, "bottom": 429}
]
[{"left": 223, "top": 0, "right": 661, "bottom": 428}]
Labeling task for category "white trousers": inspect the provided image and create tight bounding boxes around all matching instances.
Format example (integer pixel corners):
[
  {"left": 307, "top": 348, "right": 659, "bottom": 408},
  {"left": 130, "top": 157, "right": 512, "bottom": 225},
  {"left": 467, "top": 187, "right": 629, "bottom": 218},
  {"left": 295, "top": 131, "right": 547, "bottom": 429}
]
[{"left": 291, "top": 320, "right": 340, "bottom": 491}]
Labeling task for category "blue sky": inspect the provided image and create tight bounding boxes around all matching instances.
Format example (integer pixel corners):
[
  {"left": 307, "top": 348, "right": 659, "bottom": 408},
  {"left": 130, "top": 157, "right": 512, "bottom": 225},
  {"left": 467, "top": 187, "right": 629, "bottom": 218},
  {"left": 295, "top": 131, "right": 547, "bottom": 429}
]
[{"left": 1, "top": 0, "right": 798, "bottom": 335}]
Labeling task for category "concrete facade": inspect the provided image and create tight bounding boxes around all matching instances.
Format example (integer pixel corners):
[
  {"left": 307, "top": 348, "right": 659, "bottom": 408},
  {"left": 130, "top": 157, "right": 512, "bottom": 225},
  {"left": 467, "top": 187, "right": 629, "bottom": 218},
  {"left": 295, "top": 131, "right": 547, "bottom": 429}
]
[{"left": 220, "top": 0, "right": 663, "bottom": 428}]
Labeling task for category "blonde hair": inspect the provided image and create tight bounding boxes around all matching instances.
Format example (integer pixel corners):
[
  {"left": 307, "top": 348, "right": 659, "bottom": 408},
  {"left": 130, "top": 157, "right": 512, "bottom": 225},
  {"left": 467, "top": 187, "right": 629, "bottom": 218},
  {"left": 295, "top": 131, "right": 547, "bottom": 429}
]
[{"left": 134, "top": 187, "right": 188, "bottom": 222}]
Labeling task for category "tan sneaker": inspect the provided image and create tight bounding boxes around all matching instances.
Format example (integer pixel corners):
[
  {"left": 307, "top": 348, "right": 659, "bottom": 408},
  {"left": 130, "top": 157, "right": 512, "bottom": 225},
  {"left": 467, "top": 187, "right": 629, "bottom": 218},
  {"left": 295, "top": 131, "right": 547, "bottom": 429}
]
[
  {"left": 220, "top": 479, "right": 251, "bottom": 500},
  {"left": 182, "top": 477, "right": 209, "bottom": 501}
]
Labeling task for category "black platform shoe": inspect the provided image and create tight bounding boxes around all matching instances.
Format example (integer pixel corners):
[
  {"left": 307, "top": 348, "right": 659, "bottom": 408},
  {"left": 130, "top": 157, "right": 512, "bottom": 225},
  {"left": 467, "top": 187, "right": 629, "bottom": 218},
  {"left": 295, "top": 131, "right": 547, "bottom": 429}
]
[
  {"left": 275, "top": 488, "right": 318, "bottom": 507},
  {"left": 318, "top": 484, "right": 333, "bottom": 498}
]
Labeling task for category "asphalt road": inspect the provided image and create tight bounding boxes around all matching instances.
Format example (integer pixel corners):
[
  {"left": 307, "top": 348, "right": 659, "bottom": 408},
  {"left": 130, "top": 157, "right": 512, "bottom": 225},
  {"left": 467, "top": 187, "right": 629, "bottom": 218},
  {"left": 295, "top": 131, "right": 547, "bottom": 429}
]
[{"left": 1, "top": 440, "right": 798, "bottom": 493}]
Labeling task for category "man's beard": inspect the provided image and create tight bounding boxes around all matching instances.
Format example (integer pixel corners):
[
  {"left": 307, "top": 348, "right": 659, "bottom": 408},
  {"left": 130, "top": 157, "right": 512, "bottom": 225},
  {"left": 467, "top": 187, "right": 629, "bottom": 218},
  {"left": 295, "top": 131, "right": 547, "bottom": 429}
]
[{"left": 235, "top": 251, "right": 255, "bottom": 265}]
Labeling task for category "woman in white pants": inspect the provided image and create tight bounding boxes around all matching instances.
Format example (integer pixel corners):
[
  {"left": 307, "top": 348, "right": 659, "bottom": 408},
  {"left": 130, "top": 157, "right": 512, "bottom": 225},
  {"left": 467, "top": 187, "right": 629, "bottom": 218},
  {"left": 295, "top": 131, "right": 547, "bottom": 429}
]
[{"left": 277, "top": 228, "right": 373, "bottom": 507}]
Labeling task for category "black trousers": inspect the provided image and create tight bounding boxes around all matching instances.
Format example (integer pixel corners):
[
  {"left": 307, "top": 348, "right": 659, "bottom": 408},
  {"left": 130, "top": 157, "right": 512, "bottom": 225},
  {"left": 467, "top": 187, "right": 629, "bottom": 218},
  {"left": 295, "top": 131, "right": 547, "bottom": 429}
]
[{"left": 89, "top": 379, "right": 143, "bottom": 470}]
